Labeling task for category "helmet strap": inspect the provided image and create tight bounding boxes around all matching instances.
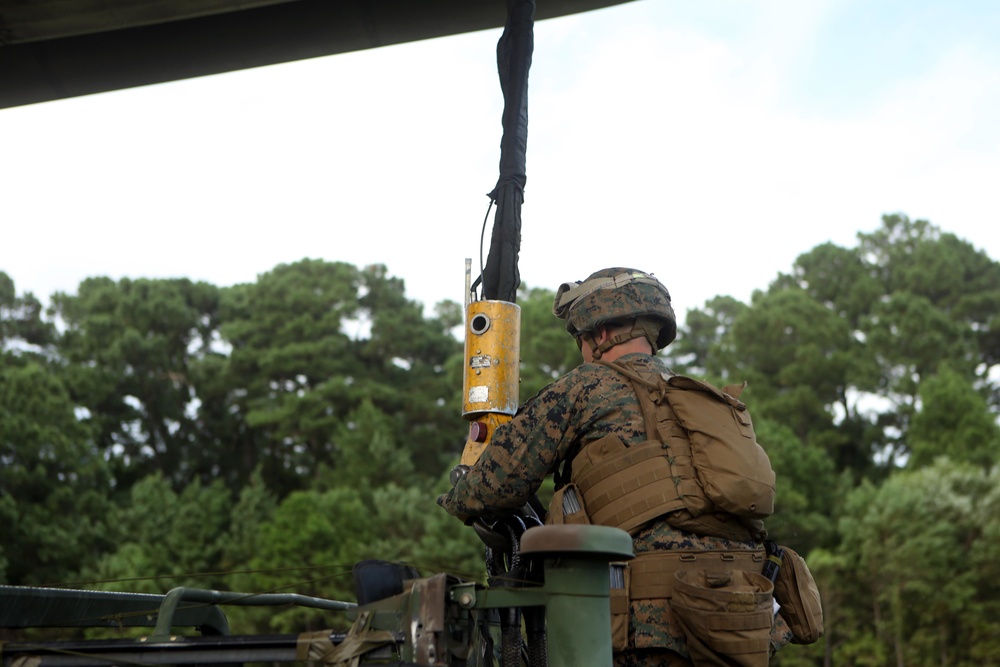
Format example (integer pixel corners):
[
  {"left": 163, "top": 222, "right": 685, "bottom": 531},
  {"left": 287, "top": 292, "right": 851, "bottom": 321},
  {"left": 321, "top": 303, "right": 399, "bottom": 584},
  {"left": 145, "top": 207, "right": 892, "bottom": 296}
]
[
  {"left": 586, "top": 318, "right": 661, "bottom": 359},
  {"left": 631, "top": 316, "right": 662, "bottom": 351},
  {"left": 580, "top": 332, "right": 603, "bottom": 359},
  {"left": 580, "top": 323, "right": 656, "bottom": 361},
  {"left": 595, "top": 332, "right": 628, "bottom": 358}
]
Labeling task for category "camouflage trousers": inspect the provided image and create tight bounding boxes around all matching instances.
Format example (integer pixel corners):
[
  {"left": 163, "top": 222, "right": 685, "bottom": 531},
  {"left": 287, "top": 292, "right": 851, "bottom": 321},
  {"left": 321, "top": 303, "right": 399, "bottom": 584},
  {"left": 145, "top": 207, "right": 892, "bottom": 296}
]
[{"left": 614, "top": 649, "right": 693, "bottom": 667}]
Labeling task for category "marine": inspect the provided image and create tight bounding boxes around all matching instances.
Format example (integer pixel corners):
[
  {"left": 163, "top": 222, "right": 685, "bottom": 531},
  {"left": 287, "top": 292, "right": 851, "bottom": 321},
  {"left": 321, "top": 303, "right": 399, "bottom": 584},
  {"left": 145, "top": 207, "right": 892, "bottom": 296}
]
[{"left": 439, "top": 268, "right": 795, "bottom": 666}]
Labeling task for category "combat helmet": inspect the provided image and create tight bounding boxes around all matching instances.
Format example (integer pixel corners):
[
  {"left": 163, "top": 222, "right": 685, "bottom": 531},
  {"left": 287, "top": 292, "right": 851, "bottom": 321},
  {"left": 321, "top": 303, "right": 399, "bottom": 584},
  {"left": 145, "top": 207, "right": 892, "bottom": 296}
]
[{"left": 553, "top": 268, "right": 677, "bottom": 357}]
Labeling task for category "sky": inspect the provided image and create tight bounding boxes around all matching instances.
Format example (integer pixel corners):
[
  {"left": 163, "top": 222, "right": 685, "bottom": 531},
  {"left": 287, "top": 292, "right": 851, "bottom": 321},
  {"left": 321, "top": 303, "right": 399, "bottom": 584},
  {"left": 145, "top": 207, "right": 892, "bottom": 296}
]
[{"left": 3, "top": 0, "right": 1000, "bottom": 321}]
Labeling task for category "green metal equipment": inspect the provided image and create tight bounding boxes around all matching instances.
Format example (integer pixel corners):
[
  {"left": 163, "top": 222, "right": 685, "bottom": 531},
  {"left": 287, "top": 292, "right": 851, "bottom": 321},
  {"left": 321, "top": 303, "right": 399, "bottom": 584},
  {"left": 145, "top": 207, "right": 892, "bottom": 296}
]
[{"left": 1, "top": 525, "right": 632, "bottom": 667}]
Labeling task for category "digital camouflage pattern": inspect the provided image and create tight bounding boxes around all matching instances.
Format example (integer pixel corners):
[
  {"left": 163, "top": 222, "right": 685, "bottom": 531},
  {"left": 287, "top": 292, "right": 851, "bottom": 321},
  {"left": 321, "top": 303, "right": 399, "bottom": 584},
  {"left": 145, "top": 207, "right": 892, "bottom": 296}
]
[
  {"left": 438, "top": 353, "right": 794, "bottom": 660},
  {"left": 553, "top": 268, "right": 677, "bottom": 351},
  {"left": 614, "top": 649, "right": 694, "bottom": 667},
  {"left": 629, "top": 522, "right": 795, "bottom": 658},
  {"left": 439, "top": 353, "right": 655, "bottom": 522}
]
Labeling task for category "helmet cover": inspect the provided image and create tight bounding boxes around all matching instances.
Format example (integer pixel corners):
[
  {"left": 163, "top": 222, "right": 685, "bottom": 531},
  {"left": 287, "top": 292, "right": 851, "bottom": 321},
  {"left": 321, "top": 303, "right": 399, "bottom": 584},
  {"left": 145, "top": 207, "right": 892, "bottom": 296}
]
[{"left": 553, "top": 268, "right": 677, "bottom": 350}]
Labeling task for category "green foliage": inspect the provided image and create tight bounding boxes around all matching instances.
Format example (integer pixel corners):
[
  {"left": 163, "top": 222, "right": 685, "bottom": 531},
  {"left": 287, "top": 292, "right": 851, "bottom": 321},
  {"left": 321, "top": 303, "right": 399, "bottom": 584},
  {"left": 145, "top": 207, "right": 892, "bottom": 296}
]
[
  {"left": 366, "top": 478, "right": 485, "bottom": 580},
  {"left": 235, "top": 481, "right": 481, "bottom": 634},
  {"left": 86, "top": 473, "right": 234, "bottom": 593},
  {"left": 0, "top": 357, "right": 110, "bottom": 585},
  {"left": 836, "top": 460, "right": 1000, "bottom": 667},
  {"left": 666, "top": 295, "right": 748, "bottom": 378},
  {"left": 753, "top": 417, "right": 836, "bottom": 551},
  {"left": 908, "top": 365, "right": 1000, "bottom": 470},
  {"left": 517, "top": 284, "right": 580, "bottom": 399},
  {"left": 220, "top": 468, "right": 279, "bottom": 577},
  {"left": 863, "top": 293, "right": 978, "bottom": 467},
  {"left": 1, "top": 271, "right": 55, "bottom": 348},
  {"left": 242, "top": 487, "right": 372, "bottom": 632},
  {"left": 730, "top": 288, "right": 857, "bottom": 433},
  {"left": 206, "top": 259, "right": 464, "bottom": 495},
  {"left": 4, "top": 215, "right": 1000, "bottom": 660},
  {"left": 225, "top": 395, "right": 482, "bottom": 635},
  {"left": 683, "top": 214, "right": 1000, "bottom": 482},
  {"left": 49, "top": 276, "right": 222, "bottom": 491},
  {"left": 306, "top": 397, "right": 483, "bottom": 579},
  {"left": 312, "top": 398, "right": 416, "bottom": 498}
]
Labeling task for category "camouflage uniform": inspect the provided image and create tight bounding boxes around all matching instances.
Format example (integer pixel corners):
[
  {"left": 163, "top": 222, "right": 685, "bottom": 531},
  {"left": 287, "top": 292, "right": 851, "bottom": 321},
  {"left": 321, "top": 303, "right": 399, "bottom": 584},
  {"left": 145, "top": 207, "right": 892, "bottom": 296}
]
[{"left": 438, "top": 353, "right": 793, "bottom": 663}]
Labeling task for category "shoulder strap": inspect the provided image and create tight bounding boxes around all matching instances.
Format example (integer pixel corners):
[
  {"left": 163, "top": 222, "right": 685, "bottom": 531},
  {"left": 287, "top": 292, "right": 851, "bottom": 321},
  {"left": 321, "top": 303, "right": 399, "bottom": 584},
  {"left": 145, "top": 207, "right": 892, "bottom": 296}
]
[
  {"left": 593, "top": 358, "right": 666, "bottom": 442},
  {"left": 593, "top": 357, "right": 661, "bottom": 389},
  {"left": 558, "top": 358, "right": 659, "bottom": 488}
]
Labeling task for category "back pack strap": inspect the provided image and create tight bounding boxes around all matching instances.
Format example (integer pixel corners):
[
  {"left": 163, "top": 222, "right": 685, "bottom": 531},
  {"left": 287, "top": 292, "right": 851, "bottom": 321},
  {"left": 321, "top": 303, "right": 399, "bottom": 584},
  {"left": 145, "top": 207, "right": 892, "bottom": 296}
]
[
  {"left": 593, "top": 357, "right": 667, "bottom": 445},
  {"left": 574, "top": 358, "right": 773, "bottom": 540},
  {"left": 592, "top": 358, "right": 705, "bottom": 508},
  {"left": 630, "top": 549, "right": 766, "bottom": 600}
]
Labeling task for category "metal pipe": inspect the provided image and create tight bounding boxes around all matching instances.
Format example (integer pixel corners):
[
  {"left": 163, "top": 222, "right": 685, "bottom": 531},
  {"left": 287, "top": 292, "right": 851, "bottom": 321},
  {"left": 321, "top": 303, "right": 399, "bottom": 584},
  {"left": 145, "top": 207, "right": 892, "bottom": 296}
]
[{"left": 151, "top": 588, "right": 354, "bottom": 641}]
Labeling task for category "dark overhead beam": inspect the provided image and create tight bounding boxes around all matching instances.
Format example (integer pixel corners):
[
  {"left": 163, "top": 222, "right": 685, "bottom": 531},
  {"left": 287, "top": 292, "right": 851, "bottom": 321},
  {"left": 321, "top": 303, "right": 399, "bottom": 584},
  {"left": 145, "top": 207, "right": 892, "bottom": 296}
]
[{"left": 0, "top": 0, "right": 632, "bottom": 109}]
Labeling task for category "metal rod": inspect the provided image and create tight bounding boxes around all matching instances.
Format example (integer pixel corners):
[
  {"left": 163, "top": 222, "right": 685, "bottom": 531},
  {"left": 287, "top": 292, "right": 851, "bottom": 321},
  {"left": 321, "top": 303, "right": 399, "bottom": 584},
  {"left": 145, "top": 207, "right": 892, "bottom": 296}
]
[{"left": 151, "top": 588, "right": 355, "bottom": 641}]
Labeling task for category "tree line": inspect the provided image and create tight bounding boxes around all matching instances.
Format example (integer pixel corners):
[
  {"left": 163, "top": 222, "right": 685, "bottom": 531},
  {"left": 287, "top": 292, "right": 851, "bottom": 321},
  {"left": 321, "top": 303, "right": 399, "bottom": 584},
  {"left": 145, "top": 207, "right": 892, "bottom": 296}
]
[{"left": 2, "top": 214, "right": 999, "bottom": 665}]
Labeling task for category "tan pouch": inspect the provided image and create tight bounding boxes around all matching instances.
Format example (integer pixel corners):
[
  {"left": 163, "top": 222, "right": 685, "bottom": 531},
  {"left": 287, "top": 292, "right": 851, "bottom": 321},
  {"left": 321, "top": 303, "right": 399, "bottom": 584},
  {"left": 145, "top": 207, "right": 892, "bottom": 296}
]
[
  {"left": 671, "top": 569, "right": 774, "bottom": 667},
  {"left": 665, "top": 375, "right": 776, "bottom": 519},
  {"left": 773, "top": 547, "right": 824, "bottom": 644},
  {"left": 609, "top": 562, "right": 630, "bottom": 651},
  {"left": 546, "top": 483, "right": 591, "bottom": 526}
]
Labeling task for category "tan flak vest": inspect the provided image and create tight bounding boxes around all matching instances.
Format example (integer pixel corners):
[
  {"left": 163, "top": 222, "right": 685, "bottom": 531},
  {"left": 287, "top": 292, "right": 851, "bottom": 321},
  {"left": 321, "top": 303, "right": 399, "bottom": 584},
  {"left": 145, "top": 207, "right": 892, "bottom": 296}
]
[
  {"left": 546, "top": 359, "right": 780, "bottom": 662},
  {"left": 548, "top": 357, "right": 776, "bottom": 542}
]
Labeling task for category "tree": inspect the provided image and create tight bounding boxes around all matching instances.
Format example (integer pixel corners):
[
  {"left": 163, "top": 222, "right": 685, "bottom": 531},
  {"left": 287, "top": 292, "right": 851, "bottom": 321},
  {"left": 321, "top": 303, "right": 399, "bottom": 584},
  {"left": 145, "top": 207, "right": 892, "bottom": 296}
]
[
  {"left": 0, "top": 359, "right": 110, "bottom": 585},
  {"left": 205, "top": 259, "right": 465, "bottom": 495},
  {"left": 237, "top": 399, "right": 483, "bottom": 634},
  {"left": 908, "top": 365, "right": 1000, "bottom": 470},
  {"left": 2, "top": 272, "right": 110, "bottom": 585},
  {"left": 50, "top": 276, "right": 222, "bottom": 491},
  {"left": 753, "top": 417, "right": 837, "bottom": 552},
  {"left": 864, "top": 292, "right": 978, "bottom": 466},
  {"left": 856, "top": 214, "right": 999, "bottom": 405},
  {"left": 86, "top": 473, "right": 234, "bottom": 594},
  {"left": 665, "top": 295, "right": 749, "bottom": 378},
  {"left": 835, "top": 460, "right": 998, "bottom": 667},
  {"left": 1, "top": 271, "right": 55, "bottom": 349},
  {"left": 685, "top": 214, "right": 1000, "bottom": 481},
  {"left": 723, "top": 287, "right": 876, "bottom": 476},
  {"left": 240, "top": 487, "right": 375, "bottom": 632},
  {"left": 208, "top": 259, "right": 369, "bottom": 493},
  {"left": 310, "top": 397, "right": 483, "bottom": 577},
  {"left": 517, "top": 285, "right": 580, "bottom": 399},
  {"left": 312, "top": 398, "right": 417, "bottom": 499},
  {"left": 353, "top": 264, "right": 466, "bottom": 474}
]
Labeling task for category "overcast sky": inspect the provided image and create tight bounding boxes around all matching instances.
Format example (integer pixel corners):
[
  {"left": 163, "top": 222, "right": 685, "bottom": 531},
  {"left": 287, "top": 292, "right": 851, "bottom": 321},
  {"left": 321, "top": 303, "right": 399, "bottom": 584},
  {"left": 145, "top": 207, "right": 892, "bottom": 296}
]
[{"left": 3, "top": 0, "right": 999, "bottom": 320}]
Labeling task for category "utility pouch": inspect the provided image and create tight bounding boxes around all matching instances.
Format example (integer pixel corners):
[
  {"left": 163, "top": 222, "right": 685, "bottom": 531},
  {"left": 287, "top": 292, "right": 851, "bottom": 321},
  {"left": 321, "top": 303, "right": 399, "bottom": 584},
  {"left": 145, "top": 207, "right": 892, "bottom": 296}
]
[
  {"left": 546, "top": 484, "right": 591, "bottom": 526},
  {"left": 671, "top": 570, "right": 774, "bottom": 667},
  {"left": 772, "top": 547, "right": 824, "bottom": 644},
  {"left": 609, "top": 562, "right": 630, "bottom": 651}
]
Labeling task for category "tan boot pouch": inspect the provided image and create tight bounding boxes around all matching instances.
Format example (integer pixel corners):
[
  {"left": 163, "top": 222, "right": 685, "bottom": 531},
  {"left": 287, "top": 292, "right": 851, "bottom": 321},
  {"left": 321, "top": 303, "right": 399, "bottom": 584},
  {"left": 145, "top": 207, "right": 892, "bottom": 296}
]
[{"left": 671, "top": 570, "right": 774, "bottom": 667}]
